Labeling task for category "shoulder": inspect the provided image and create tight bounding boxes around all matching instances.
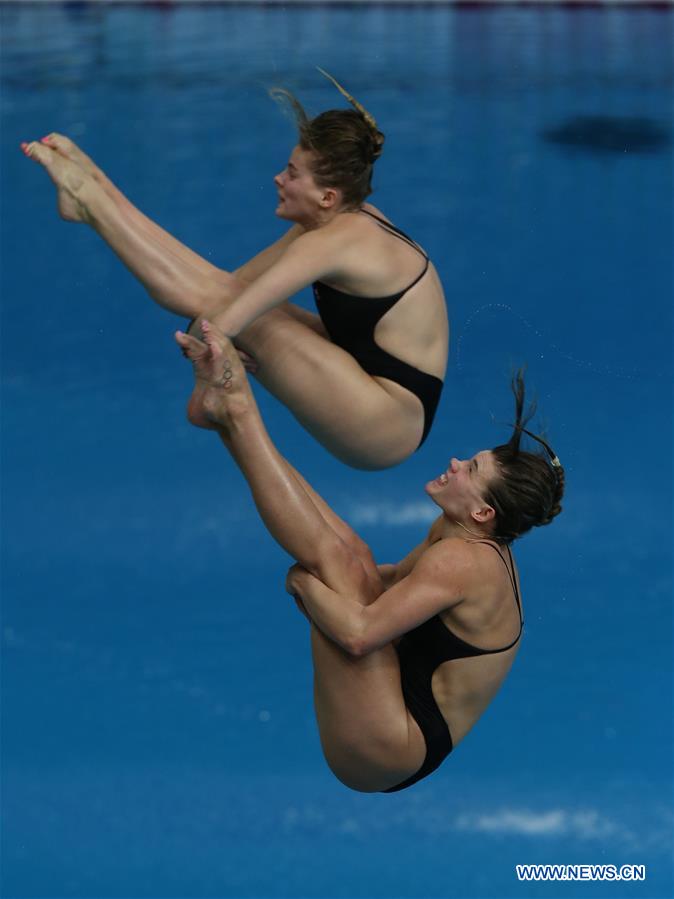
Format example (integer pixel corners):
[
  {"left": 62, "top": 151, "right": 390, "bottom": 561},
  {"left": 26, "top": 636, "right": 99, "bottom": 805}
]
[
  {"left": 413, "top": 538, "right": 477, "bottom": 589},
  {"left": 361, "top": 202, "right": 392, "bottom": 224},
  {"left": 289, "top": 213, "right": 371, "bottom": 272},
  {"left": 291, "top": 213, "right": 361, "bottom": 254},
  {"left": 281, "top": 222, "right": 351, "bottom": 278},
  {"left": 419, "top": 536, "right": 477, "bottom": 566},
  {"left": 322, "top": 202, "right": 393, "bottom": 240},
  {"left": 414, "top": 538, "right": 503, "bottom": 594}
]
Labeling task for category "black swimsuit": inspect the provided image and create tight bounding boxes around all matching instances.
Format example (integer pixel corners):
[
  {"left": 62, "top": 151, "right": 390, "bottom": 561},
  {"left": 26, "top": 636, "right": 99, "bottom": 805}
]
[
  {"left": 312, "top": 210, "right": 444, "bottom": 448},
  {"left": 383, "top": 541, "right": 523, "bottom": 793}
]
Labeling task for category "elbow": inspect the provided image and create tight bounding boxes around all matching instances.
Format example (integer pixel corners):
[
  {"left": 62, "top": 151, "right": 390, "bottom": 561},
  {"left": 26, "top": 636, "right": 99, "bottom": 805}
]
[{"left": 342, "top": 615, "right": 372, "bottom": 659}]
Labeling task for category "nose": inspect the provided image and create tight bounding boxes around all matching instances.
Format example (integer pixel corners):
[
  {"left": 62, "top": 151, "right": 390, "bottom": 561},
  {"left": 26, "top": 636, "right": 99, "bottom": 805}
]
[
  {"left": 450, "top": 458, "right": 460, "bottom": 473},
  {"left": 274, "top": 171, "right": 284, "bottom": 188}
]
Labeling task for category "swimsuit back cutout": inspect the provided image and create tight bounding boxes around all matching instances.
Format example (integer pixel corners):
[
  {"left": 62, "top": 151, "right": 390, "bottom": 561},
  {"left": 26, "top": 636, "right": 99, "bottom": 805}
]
[
  {"left": 312, "top": 210, "right": 442, "bottom": 447},
  {"left": 383, "top": 542, "right": 523, "bottom": 793}
]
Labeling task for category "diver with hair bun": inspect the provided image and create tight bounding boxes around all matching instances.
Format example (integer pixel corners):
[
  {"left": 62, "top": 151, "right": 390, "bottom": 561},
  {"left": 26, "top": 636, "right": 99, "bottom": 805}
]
[
  {"left": 21, "top": 70, "right": 448, "bottom": 470},
  {"left": 177, "top": 320, "right": 564, "bottom": 793}
]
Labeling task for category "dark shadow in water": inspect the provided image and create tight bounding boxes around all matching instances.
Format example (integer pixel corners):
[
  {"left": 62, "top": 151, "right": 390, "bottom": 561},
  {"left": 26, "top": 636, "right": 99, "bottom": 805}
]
[{"left": 541, "top": 115, "right": 671, "bottom": 155}]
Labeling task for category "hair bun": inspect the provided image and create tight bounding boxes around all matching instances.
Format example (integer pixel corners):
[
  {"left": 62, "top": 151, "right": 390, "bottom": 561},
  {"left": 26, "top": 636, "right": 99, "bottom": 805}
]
[
  {"left": 362, "top": 128, "right": 384, "bottom": 165},
  {"left": 316, "top": 68, "right": 384, "bottom": 165},
  {"left": 538, "top": 465, "right": 565, "bottom": 528},
  {"left": 369, "top": 129, "right": 385, "bottom": 163}
]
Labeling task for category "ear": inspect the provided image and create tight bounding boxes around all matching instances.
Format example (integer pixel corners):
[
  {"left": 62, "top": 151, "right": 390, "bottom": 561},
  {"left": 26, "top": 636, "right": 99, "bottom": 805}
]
[
  {"left": 471, "top": 505, "right": 496, "bottom": 525},
  {"left": 319, "top": 187, "right": 340, "bottom": 209}
]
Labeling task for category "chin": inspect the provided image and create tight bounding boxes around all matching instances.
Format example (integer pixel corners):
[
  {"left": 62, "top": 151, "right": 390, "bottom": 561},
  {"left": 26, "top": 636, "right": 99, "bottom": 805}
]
[
  {"left": 276, "top": 207, "right": 296, "bottom": 223},
  {"left": 424, "top": 482, "right": 441, "bottom": 503}
]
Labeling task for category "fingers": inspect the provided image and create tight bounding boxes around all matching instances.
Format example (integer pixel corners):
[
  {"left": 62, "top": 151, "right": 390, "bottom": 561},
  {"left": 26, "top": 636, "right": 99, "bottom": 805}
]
[
  {"left": 285, "top": 562, "right": 309, "bottom": 595},
  {"left": 285, "top": 563, "right": 300, "bottom": 594},
  {"left": 199, "top": 319, "right": 224, "bottom": 360},
  {"left": 200, "top": 319, "right": 235, "bottom": 352},
  {"left": 287, "top": 563, "right": 312, "bottom": 621},
  {"left": 200, "top": 320, "right": 253, "bottom": 382}
]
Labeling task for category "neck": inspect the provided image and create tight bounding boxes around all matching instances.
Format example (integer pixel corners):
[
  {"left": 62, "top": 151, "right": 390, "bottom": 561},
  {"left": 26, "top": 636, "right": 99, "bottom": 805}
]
[
  {"left": 300, "top": 203, "right": 349, "bottom": 232},
  {"left": 436, "top": 514, "right": 493, "bottom": 543}
]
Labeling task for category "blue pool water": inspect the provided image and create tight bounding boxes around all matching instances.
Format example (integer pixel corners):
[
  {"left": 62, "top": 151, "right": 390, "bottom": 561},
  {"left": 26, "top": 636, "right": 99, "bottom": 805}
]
[{"left": 1, "top": 3, "right": 672, "bottom": 898}]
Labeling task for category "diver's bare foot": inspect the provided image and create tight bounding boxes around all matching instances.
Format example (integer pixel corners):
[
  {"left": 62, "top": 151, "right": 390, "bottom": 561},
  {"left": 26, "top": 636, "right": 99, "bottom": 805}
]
[
  {"left": 174, "top": 330, "right": 218, "bottom": 430},
  {"left": 38, "top": 133, "right": 119, "bottom": 201},
  {"left": 20, "top": 140, "right": 93, "bottom": 223},
  {"left": 175, "top": 321, "right": 252, "bottom": 431}
]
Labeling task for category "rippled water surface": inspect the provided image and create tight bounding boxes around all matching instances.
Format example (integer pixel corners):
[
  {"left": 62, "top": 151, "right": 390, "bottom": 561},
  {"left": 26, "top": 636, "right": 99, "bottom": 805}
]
[{"left": 1, "top": 4, "right": 672, "bottom": 897}]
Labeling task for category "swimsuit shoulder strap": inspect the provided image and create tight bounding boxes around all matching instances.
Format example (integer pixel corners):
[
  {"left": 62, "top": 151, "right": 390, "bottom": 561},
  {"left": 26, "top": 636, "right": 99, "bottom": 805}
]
[
  {"left": 359, "top": 208, "right": 429, "bottom": 260},
  {"left": 467, "top": 540, "right": 523, "bottom": 625}
]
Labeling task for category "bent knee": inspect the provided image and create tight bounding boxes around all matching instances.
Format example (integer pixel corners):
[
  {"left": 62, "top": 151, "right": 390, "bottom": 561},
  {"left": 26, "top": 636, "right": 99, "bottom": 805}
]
[
  {"left": 331, "top": 771, "right": 381, "bottom": 794},
  {"left": 343, "top": 530, "right": 372, "bottom": 563},
  {"left": 342, "top": 533, "right": 379, "bottom": 586},
  {"left": 324, "top": 745, "right": 417, "bottom": 794},
  {"left": 324, "top": 750, "right": 389, "bottom": 793}
]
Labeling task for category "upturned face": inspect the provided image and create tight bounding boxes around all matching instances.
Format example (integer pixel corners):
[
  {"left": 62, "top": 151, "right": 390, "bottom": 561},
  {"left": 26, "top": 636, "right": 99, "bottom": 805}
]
[
  {"left": 274, "top": 145, "right": 329, "bottom": 225},
  {"left": 425, "top": 450, "right": 500, "bottom": 525}
]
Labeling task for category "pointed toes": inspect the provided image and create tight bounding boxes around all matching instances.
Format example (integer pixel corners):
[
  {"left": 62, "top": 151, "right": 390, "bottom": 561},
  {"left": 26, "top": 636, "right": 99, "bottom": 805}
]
[{"left": 21, "top": 140, "right": 51, "bottom": 164}]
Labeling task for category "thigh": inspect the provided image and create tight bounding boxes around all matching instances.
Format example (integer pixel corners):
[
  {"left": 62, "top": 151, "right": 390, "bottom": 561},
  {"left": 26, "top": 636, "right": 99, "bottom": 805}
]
[
  {"left": 239, "top": 307, "right": 425, "bottom": 470},
  {"left": 278, "top": 302, "right": 329, "bottom": 338},
  {"left": 310, "top": 626, "right": 426, "bottom": 792}
]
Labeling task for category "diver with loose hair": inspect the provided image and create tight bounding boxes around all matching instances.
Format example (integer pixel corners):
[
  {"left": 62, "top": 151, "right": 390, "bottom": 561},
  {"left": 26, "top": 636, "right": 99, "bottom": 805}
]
[
  {"left": 21, "top": 70, "right": 448, "bottom": 470},
  {"left": 177, "top": 320, "right": 564, "bottom": 792}
]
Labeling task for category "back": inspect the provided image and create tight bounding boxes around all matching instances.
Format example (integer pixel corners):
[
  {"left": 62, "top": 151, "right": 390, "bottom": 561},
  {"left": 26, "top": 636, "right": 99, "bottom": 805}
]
[
  {"left": 406, "top": 539, "right": 523, "bottom": 747},
  {"left": 318, "top": 203, "right": 449, "bottom": 380}
]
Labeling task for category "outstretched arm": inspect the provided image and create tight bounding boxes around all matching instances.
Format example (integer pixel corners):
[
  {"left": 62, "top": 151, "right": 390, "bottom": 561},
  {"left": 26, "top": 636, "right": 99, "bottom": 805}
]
[
  {"left": 233, "top": 224, "right": 306, "bottom": 285},
  {"left": 211, "top": 227, "right": 344, "bottom": 337}
]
